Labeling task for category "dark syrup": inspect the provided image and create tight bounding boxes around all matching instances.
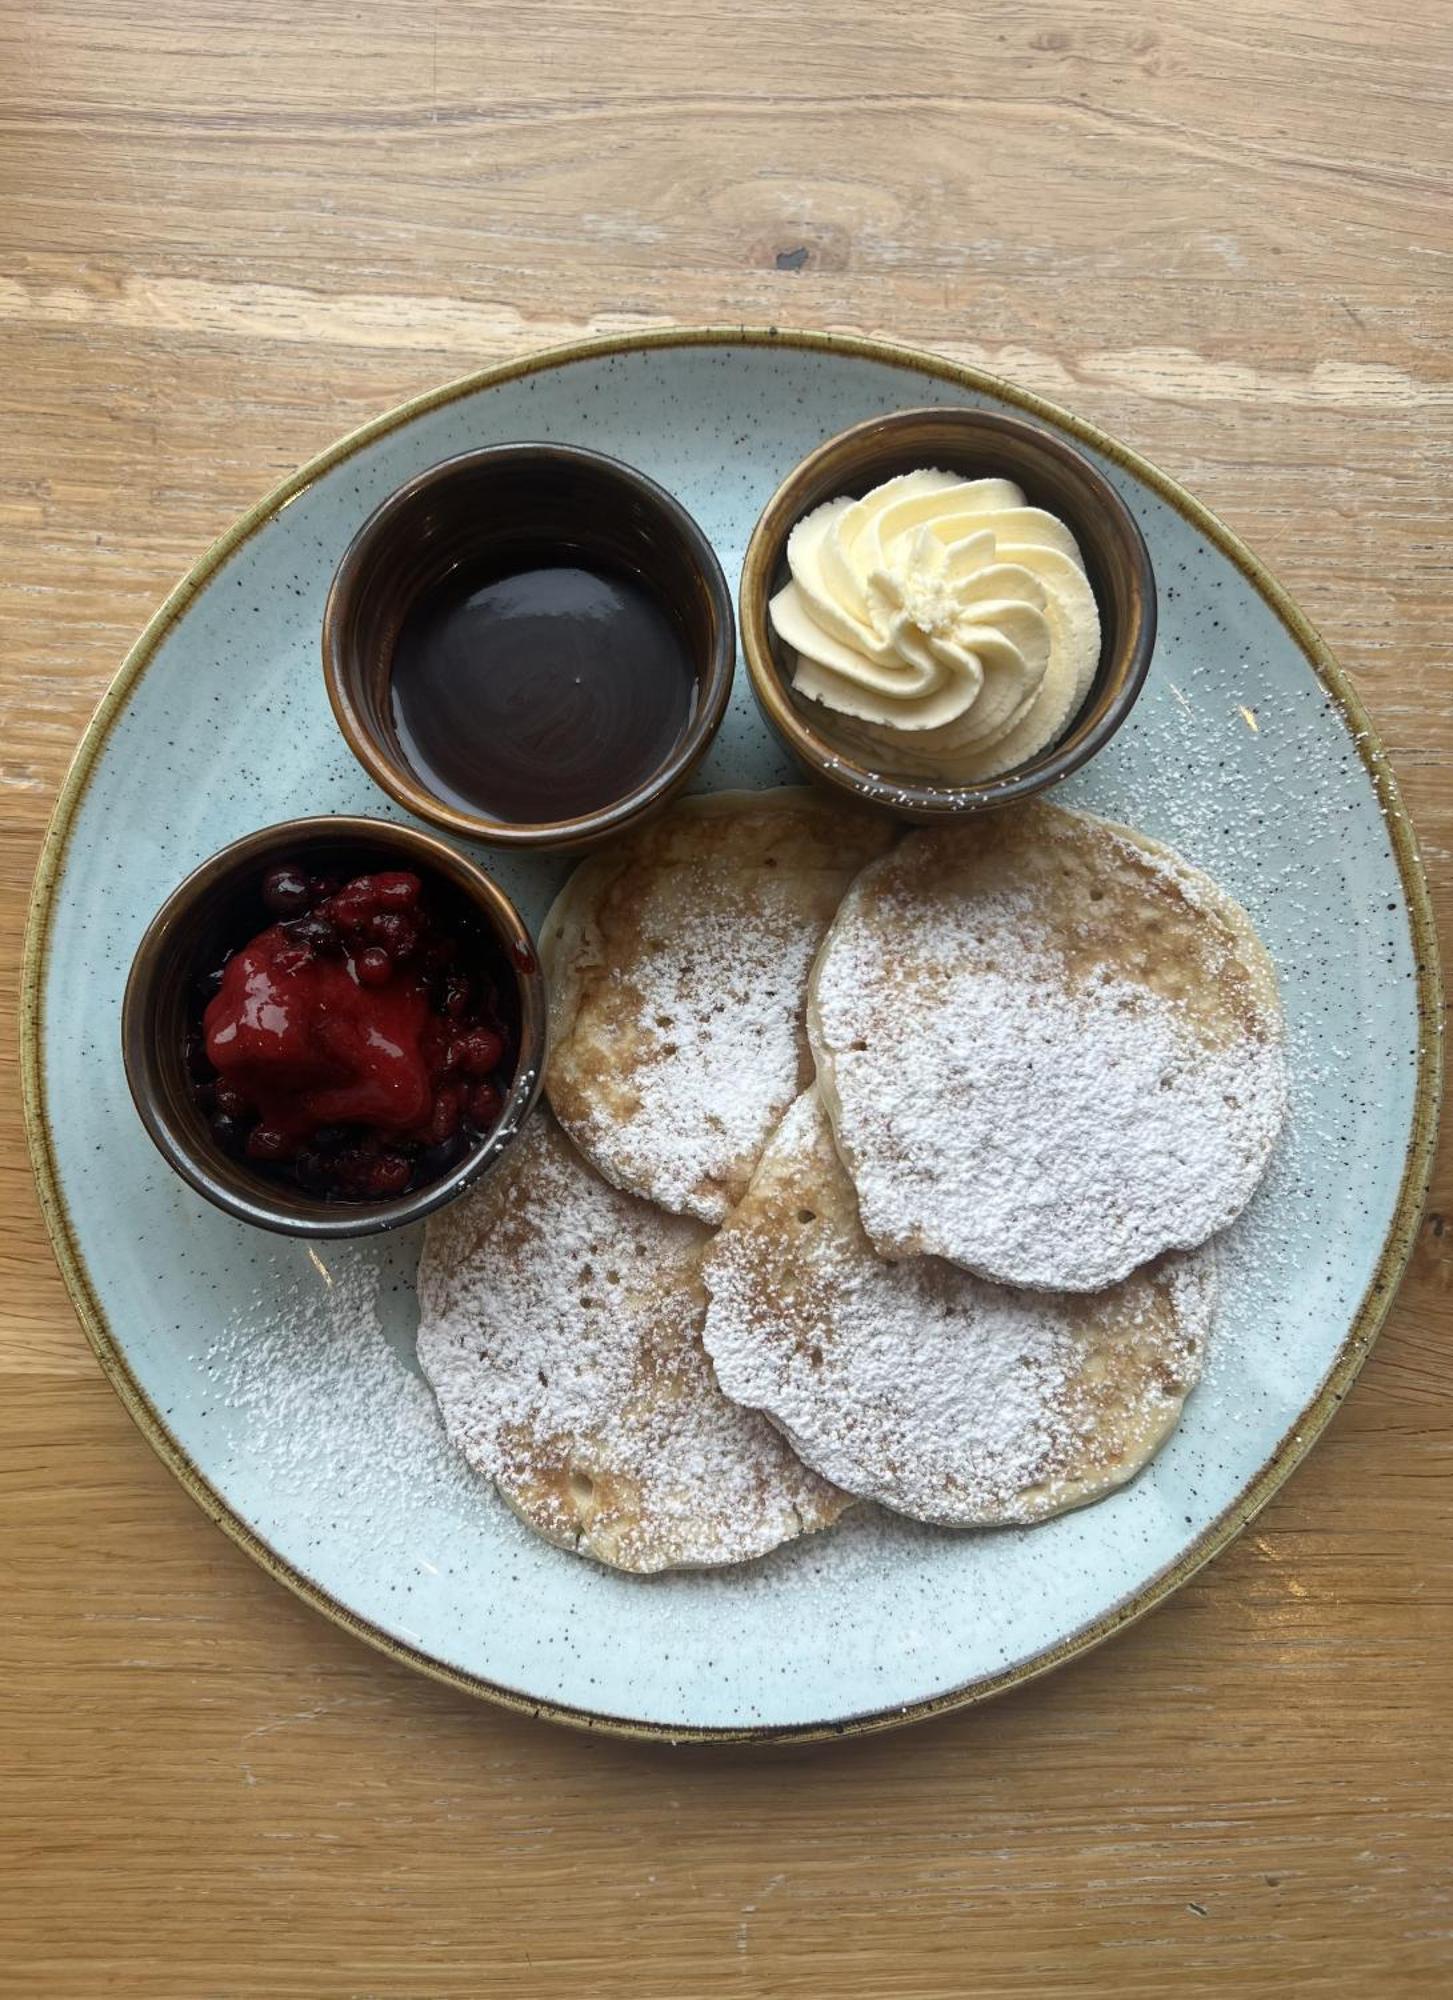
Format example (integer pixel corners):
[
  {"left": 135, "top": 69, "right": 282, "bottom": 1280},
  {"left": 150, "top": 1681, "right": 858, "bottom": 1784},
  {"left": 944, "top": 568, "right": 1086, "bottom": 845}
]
[{"left": 390, "top": 558, "right": 697, "bottom": 824}]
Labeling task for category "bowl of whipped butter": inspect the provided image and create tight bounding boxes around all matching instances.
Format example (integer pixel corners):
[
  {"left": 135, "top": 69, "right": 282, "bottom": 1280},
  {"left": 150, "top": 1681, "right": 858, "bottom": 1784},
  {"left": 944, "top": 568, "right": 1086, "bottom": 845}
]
[{"left": 739, "top": 407, "right": 1155, "bottom": 818}]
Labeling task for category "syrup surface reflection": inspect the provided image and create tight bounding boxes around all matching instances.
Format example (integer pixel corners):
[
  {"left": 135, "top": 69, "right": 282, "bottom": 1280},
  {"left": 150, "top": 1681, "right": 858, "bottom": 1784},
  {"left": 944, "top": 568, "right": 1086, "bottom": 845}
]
[{"left": 390, "top": 557, "right": 697, "bottom": 825}]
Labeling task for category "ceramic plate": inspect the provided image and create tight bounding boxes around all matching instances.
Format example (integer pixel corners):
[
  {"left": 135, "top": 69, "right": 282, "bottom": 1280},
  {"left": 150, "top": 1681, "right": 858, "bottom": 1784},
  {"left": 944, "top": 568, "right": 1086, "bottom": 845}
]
[{"left": 23, "top": 331, "right": 1441, "bottom": 1742}]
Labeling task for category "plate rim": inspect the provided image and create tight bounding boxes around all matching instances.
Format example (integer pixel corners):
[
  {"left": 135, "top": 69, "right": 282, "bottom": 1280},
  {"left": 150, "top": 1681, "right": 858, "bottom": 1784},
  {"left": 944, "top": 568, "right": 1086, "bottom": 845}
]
[{"left": 20, "top": 325, "right": 1444, "bottom": 1745}]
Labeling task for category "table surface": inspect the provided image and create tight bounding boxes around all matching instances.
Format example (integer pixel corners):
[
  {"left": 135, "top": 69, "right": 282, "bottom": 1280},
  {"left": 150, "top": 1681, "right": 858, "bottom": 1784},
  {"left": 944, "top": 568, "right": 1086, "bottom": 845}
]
[{"left": 3, "top": 2, "right": 1450, "bottom": 1994}]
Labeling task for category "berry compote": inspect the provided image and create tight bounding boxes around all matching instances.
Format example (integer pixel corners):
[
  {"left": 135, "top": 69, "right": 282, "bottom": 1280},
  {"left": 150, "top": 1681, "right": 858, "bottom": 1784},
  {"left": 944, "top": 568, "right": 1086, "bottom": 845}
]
[{"left": 186, "top": 858, "right": 518, "bottom": 1202}]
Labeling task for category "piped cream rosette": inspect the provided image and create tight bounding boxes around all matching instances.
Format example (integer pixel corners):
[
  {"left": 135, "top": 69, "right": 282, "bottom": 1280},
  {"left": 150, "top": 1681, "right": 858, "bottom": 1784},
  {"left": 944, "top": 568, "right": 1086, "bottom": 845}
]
[{"left": 768, "top": 470, "right": 1102, "bottom": 783}]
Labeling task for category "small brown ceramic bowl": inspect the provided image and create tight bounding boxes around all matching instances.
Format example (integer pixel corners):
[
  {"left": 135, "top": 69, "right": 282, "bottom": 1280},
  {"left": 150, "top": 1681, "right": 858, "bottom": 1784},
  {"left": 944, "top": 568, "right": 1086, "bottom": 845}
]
[
  {"left": 739, "top": 407, "right": 1156, "bottom": 820},
  {"left": 323, "top": 444, "right": 735, "bottom": 854},
  {"left": 121, "top": 816, "right": 547, "bottom": 1239}
]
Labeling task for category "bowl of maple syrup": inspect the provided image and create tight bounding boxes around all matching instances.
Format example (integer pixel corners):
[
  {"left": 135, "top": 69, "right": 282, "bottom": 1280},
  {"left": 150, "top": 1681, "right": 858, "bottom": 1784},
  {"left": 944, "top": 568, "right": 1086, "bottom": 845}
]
[{"left": 323, "top": 444, "right": 735, "bottom": 853}]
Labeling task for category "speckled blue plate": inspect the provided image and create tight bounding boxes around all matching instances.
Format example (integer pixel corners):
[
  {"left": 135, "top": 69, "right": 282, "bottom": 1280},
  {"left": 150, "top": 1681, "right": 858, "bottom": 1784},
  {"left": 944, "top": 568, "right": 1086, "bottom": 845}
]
[{"left": 22, "top": 330, "right": 1441, "bottom": 1742}]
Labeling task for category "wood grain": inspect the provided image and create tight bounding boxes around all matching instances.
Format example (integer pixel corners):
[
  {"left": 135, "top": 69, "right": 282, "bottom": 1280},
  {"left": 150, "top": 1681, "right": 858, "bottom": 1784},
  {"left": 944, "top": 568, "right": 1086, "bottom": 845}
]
[{"left": 1, "top": 1, "right": 1450, "bottom": 1993}]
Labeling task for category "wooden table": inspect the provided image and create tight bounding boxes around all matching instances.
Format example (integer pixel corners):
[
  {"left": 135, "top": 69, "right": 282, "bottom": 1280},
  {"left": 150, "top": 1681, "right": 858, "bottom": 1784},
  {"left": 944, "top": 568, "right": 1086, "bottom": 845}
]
[{"left": 3, "top": 3, "right": 1450, "bottom": 1993}]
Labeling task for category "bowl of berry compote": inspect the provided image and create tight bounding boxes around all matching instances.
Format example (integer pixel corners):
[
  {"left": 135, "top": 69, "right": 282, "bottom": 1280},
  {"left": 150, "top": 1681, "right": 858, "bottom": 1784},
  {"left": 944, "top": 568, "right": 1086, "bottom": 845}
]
[{"left": 122, "top": 817, "right": 546, "bottom": 1236}]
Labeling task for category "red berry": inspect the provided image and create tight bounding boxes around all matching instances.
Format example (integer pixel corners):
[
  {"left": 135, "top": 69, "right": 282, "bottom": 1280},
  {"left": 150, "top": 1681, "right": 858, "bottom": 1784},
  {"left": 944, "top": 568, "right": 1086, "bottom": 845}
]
[
  {"left": 422, "top": 1085, "right": 462, "bottom": 1146},
  {"left": 355, "top": 945, "right": 392, "bottom": 986},
  {"left": 429, "top": 1034, "right": 465, "bottom": 1081},
  {"left": 368, "top": 910, "right": 419, "bottom": 960},
  {"left": 459, "top": 1027, "right": 505, "bottom": 1078},
  {"left": 262, "top": 863, "right": 311, "bottom": 917},
  {"left": 466, "top": 1081, "right": 503, "bottom": 1128},
  {"left": 363, "top": 1153, "right": 411, "bottom": 1198},
  {"left": 372, "top": 871, "right": 422, "bottom": 909},
  {"left": 215, "top": 1080, "right": 252, "bottom": 1118},
  {"left": 324, "top": 880, "right": 378, "bottom": 931}
]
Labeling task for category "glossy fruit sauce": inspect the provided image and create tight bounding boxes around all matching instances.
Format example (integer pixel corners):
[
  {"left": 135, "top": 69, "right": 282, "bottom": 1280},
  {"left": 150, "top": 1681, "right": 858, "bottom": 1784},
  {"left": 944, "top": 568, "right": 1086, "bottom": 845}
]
[
  {"left": 389, "top": 556, "right": 697, "bottom": 824},
  {"left": 187, "top": 859, "right": 517, "bottom": 1202}
]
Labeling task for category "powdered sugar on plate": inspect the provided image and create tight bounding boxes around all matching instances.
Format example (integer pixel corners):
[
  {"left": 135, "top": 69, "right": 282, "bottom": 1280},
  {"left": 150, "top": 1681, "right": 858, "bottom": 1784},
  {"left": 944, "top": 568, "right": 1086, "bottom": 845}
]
[{"left": 194, "top": 1240, "right": 492, "bottom": 1553}]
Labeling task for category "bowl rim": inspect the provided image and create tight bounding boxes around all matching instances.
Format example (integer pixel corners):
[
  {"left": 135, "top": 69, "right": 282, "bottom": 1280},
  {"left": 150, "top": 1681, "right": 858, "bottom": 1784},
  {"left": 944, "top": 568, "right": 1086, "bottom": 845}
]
[
  {"left": 738, "top": 404, "right": 1157, "bottom": 816},
  {"left": 120, "top": 813, "right": 547, "bottom": 1239},
  {"left": 322, "top": 440, "right": 736, "bottom": 852}
]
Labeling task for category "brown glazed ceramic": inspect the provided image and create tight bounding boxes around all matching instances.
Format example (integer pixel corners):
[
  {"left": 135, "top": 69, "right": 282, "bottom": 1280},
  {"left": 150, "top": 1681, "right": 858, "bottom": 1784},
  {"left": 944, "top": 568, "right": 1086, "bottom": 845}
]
[
  {"left": 121, "top": 816, "right": 547, "bottom": 1238},
  {"left": 323, "top": 444, "right": 734, "bottom": 852},
  {"left": 739, "top": 407, "right": 1157, "bottom": 820}
]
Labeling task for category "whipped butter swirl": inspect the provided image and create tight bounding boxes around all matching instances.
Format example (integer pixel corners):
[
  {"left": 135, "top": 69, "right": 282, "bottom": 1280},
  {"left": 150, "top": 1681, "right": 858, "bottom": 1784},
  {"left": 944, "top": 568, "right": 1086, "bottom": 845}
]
[{"left": 769, "top": 469, "right": 1102, "bottom": 783}]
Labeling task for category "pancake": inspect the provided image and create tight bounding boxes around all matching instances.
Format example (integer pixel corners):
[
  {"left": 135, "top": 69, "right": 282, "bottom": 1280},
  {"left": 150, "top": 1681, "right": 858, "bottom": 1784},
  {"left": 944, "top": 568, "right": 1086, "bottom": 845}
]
[
  {"left": 416, "top": 1108, "right": 849, "bottom": 1573},
  {"left": 701, "top": 1088, "right": 1214, "bottom": 1526},
  {"left": 809, "top": 802, "right": 1286, "bottom": 1291},
  {"left": 543, "top": 786, "right": 896, "bottom": 1223}
]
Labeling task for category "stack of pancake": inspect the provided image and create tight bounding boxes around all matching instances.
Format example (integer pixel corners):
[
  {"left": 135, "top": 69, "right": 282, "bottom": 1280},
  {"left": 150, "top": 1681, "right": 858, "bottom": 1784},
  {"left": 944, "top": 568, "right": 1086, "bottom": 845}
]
[{"left": 417, "top": 789, "right": 1287, "bottom": 1573}]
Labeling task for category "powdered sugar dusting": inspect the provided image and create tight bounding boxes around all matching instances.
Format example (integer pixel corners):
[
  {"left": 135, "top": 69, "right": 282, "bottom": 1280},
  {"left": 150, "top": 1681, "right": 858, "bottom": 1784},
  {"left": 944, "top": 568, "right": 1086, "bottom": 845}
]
[
  {"left": 811, "top": 819, "right": 1288, "bottom": 1290},
  {"left": 611, "top": 887, "right": 824, "bottom": 1216},
  {"left": 416, "top": 1112, "right": 846, "bottom": 1573},
  {"left": 545, "top": 789, "right": 894, "bottom": 1223},
  {"left": 197, "top": 1244, "right": 485, "bottom": 1539},
  {"left": 703, "top": 1092, "right": 1213, "bottom": 1526}
]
